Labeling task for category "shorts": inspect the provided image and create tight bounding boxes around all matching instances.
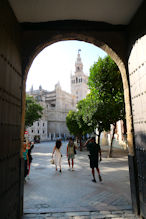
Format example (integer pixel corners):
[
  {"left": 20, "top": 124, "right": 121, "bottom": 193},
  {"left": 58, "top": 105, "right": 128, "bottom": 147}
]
[
  {"left": 68, "top": 154, "right": 75, "bottom": 160},
  {"left": 88, "top": 155, "right": 99, "bottom": 169}
]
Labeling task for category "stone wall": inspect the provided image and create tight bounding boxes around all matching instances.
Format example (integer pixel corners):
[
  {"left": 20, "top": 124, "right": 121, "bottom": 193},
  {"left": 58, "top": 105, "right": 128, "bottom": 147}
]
[{"left": 0, "top": 1, "right": 22, "bottom": 218}]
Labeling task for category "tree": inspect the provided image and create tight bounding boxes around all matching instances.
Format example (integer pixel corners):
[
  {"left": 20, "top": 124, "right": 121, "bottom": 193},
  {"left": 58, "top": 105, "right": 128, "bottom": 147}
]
[
  {"left": 77, "top": 93, "right": 110, "bottom": 145},
  {"left": 66, "top": 110, "right": 92, "bottom": 150},
  {"left": 88, "top": 56, "right": 125, "bottom": 157},
  {"left": 25, "top": 95, "right": 43, "bottom": 127}
]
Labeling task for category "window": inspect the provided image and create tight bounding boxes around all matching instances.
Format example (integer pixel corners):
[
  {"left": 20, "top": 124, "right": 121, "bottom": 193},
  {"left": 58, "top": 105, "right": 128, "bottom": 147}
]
[
  {"left": 51, "top": 103, "right": 55, "bottom": 107},
  {"left": 43, "top": 130, "right": 45, "bottom": 134},
  {"left": 31, "top": 130, "right": 33, "bottom": 133},
  {"left": 43, "top": 123, "right": 44, "bottom": 126},
  {"left": 38, "top": 130, "right": 39, "bottom": 134}
]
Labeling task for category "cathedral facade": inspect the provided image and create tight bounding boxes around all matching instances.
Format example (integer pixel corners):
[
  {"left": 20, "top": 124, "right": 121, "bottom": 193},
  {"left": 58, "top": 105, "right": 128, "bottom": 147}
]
[{"left": 26, "top": 51, "right": 88, "bottom": 141}]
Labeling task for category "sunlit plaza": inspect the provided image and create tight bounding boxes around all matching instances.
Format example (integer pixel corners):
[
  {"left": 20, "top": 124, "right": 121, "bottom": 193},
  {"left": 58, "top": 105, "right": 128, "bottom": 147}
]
[{"left": 24, "top": 141, "right": 132, "bottom": 217}]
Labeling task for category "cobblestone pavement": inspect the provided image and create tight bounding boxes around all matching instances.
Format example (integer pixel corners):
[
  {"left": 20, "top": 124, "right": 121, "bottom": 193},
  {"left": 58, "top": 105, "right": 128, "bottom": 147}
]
[{"left": 23, "top": 141, "right": 136, "bottom": 219}]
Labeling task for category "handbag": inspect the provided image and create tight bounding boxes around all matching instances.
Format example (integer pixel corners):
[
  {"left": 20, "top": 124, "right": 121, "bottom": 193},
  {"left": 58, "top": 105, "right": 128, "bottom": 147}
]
[{"left": 50, "top": 159, "right": 54, "bottom": 164}]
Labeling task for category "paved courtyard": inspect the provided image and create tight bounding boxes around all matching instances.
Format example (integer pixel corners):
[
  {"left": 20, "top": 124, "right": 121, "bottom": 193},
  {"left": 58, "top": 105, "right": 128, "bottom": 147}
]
[{"left": 23, "top": 141, "right": 136, "bottom": 218}]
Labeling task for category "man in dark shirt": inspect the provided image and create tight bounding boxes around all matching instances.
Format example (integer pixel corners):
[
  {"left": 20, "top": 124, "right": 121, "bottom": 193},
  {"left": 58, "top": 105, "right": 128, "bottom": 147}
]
[{"left": 85, "top": 137, "right": 102, "bottom": 183}]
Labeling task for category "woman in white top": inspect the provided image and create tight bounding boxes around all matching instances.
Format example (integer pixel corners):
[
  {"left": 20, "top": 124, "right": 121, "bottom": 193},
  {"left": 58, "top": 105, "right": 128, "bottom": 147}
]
[{"left": 52, "top": 140, "right": 62, "bottom": 172}]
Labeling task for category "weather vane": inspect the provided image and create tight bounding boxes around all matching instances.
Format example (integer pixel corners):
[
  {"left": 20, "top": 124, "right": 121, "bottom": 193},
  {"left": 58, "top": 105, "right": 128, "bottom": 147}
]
[{"left": 78, "top": 49, "right": 81, "bottom": 54}]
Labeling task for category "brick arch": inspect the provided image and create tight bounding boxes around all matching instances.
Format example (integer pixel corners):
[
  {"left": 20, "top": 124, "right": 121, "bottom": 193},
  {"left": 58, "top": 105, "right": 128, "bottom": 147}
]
[{"left": 21, "top": 34, "right": 134, "bottom": 155}]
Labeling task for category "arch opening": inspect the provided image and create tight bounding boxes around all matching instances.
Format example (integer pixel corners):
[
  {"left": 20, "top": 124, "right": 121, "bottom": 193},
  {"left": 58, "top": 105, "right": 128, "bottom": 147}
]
[
  {"left": 22, "top": 36, "right": 134, "bottom": 156},
  {"left": 22, "top": 39, "right": 134, "bottom": 215}
]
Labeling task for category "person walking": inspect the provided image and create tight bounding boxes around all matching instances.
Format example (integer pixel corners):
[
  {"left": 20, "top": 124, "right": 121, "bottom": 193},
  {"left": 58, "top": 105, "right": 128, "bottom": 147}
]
[
  {"left": 27, "top": 141, "right": 34, "bottom": 179},
  {"left": 67, "top": 137, "right": 76, "bottom": 171},
  {"left": 23, "top": 139, "right": 29, "bottom": 182},
  {"left": 84, "top": 137, "right": 102, "bottom": 183},
  {"left": 52, "top": 139, "right": 62, "bottom": 173}
]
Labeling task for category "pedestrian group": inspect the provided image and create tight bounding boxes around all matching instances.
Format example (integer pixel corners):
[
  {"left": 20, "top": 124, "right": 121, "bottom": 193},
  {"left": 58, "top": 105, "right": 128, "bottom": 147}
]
[
  {"left": 23, "top": 136, "right": 103, "bottom": 183},
  {"left": 51, "top": 136, "right": 102, "bottom": 183},
  {"left": 23, "top": 139, "right": 34, "bottom": 183}
]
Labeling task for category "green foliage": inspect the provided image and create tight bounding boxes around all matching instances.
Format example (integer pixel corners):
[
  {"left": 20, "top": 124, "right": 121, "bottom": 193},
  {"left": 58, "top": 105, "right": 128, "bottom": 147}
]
[
  {"left": 87, "top": 55, "right": 125, "bottom": 155},
  {"left": 67, "top": 55, "right": 125, "bottom": 151},
  {"left": 77, "top": 93, "right": 110, "bottom": 135},
  {"left": 76, "top": 106, "right": 93, "bottom": 135},
  {"left": 25, "top": 95, "right": 43, "bottom": 127},
  {"left": 88, "top": 56, "right": 125, "bottom": 124},
  {"left": 66, "top": 111, "right": 81, "bottom": 137},
  {"left": 77, "top": 95, "right": 97, "bottom": 129},
  {"left": 66, "top": 110, "right": 92, "bottom": 138}
]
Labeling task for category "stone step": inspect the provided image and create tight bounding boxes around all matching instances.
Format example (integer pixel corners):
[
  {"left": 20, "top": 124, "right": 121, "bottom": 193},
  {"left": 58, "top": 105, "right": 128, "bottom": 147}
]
[{"left": 23, "top": 210, "right": 140, "bottom": 219}]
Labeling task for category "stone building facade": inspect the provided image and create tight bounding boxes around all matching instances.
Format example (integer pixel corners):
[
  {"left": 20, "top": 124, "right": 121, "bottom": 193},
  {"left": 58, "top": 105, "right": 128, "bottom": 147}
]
[
  {"left": 27, "top": 52, "right": 88, "bottom": 141},
  {"left": 27, "top": 83, "right": 76, "bottom": 141}
]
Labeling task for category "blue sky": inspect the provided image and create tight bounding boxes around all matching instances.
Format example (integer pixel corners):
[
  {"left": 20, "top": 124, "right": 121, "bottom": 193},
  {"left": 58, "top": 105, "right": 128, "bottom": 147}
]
[{"left": 26, "top": 40, "right": 107, "bottom": 93}]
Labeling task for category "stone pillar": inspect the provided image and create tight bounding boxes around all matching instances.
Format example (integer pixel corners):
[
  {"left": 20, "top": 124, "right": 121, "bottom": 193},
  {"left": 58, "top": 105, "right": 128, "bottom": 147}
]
[{"left": 49, "top": 133, "right": 51, "bottom": 140}]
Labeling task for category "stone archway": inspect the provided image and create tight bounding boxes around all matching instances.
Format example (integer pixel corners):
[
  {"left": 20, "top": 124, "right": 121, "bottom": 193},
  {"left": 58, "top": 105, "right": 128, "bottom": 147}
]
[
  {"left": 1, "top": 0, "right": 146, "bottom": 217},
  {"left": 21, "top": 33, "right": 134, "bottom": 157},
  {"left": 22, "top": 38, "right": 133, "bottom": 213},
  {"left": 20, "top": 27, "right": 139, "bottom": 216}
]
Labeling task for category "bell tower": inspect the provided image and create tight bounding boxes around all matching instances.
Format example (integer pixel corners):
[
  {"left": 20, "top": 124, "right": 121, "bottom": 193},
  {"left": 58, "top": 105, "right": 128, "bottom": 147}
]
[
  {"left": 71, "top": 50, "right": 88, "bottom": 103},
  {"left": 75, "top": 49, "right": 83, "bottom": 72}
]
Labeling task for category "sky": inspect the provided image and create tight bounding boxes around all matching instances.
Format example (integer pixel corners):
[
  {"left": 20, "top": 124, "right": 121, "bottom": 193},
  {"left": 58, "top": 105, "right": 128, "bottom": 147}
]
[{"left": 26, "top": 40, "right": 107, "bottom": 93}]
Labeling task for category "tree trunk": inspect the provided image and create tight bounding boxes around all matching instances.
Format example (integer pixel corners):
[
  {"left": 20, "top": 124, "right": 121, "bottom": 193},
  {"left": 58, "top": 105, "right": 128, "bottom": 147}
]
[
  {"left": 108, "top": 123, "right": 116, "bottom": 158},
  {"left": 79, "top": 136, "right": 82, "bottom": 151},
  {"left": 97, "top": 130, "right": 102, "bottom": 146}
]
